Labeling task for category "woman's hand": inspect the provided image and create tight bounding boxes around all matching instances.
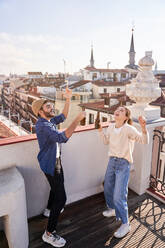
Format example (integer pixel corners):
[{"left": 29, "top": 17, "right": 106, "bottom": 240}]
[{"left": 138, "top": 116, "right": 147, "bottom": 133}]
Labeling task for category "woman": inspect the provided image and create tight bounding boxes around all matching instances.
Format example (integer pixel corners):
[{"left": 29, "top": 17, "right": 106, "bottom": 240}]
[{"left": 99, "top": 106, "right": 149, "bottom": 238}]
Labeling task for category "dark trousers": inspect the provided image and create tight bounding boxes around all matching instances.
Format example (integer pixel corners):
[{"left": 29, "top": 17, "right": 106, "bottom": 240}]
[{"left": 44, "top": 163, "right": 67, "bottom": 233}]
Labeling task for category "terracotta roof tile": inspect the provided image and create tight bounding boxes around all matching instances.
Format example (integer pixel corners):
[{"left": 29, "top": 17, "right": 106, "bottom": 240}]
[
  {"left": 80, "top": 101, "right": 120, "bottom": 114},
  {"left": 69, "top": 80, "right": 91, "bottom": 89},
  {"left": 149, "top": 90, "right": 165, "bottom": 106},
  {"left": 92, "top": 80, "right": 130, "bottom": 87},
  {"left": 80, "top": 92, "right": 134, "bottom": 113}
]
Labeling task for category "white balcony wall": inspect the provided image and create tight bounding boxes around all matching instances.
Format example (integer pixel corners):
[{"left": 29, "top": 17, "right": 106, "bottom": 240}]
[
  {"left": 1, "top": 120, "right": 160, "bottom": 232},
  {"left": 0, "top": 128, "right": 108, "bottom": 222}
]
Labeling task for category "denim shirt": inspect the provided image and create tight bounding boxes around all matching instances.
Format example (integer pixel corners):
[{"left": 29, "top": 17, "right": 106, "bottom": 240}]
[{"left": 36, "top": 114, "right": 68, "bottom": 176}]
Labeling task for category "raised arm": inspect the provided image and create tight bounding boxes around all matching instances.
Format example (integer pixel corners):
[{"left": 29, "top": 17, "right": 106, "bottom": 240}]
[
  {"left": 62, "top": 87, "right": 72, "bottom": 118},
  {"left": 65, "top": 112, "right": 86, "bottom": 138},
  {"left": 128, "top": 116, "right": 149, "bottom": 144},
  {"left": 138, "top": 116, "right": 147, "bottom": 134}
]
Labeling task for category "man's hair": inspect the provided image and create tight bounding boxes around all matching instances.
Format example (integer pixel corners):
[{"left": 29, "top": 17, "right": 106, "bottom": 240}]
[{"left": 38, "top": 100, "right": 49, "bottom": 117}]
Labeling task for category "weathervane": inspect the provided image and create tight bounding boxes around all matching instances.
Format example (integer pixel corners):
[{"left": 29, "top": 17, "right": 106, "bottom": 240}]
[{"left": 132, "top": 21, "right": 135, "bottom": 32}]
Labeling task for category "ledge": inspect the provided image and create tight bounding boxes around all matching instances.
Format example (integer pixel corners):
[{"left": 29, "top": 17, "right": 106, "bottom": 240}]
[
  {"left": 73, "top": 122, "right": 109, "bottom": 133},
  {"left": 0, "top": 134, "right": 37, "bottom": 146},
  {"left": 0, "top": 122, "right": 109, "bottom": 146}
]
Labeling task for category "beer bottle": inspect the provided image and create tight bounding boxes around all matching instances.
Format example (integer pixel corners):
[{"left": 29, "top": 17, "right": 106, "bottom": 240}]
[
  {"left": 80, "top": 107, "right": 86, "bottom": 126},
  {"left": 95, "top": 111, "right": 100, "bottom": 129}
]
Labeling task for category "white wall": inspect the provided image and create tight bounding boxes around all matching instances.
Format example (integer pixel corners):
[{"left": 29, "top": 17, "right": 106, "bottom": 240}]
[
  {"left": 0, "top": 119, "right": 160, "bottom": 229},
  {"left": 92, "top": 85, "right": 126, "bottom": 98},
  {"left": 0, "top": 128, "right": 109, "bottom": 221},
  {"left": 129, "top": 120, "right": 165, "bottom": 195},
  {"left": 37, "top": 86, "right": 56, "bottom": 95}
]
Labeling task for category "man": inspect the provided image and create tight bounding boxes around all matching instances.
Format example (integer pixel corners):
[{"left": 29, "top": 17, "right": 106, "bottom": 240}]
[{"left": 32, "top": 87, "right": 85, "bottom": 247}]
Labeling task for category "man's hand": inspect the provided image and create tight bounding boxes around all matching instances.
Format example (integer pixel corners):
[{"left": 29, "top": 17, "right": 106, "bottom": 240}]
[
  {"left": 65, "top": 111, "right": 86, "bottom": 138},
  {"left": 63, "top": 87, "right": 72, "bottom": 99},
  {"left": 98, "top": 125, "right": 103, "bottom": 132},
  {"left": 138, "top": 116, "right": 147, "bottom": 133},
  {"left": 77, "top": 111, "right": 86, "bottom": 122}
]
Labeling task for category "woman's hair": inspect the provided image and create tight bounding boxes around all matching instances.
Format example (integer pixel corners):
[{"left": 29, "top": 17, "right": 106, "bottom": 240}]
[{"left": 123, "top": 107, "right": 133, "bottom": 125}]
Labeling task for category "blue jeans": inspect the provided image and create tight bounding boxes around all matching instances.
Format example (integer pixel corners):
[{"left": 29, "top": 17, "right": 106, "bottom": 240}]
[{"left": 104, "top": 157, "right": 130, "bottom": 224}]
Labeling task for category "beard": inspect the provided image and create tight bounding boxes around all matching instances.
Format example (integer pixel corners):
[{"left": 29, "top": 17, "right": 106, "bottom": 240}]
[{"left": 43, "top": 109, "right": 55, "bottom": 118}]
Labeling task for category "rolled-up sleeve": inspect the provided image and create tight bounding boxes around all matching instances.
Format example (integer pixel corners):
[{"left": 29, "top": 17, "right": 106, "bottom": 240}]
[{"left": 38, "top": 124, "right": 68, "bottom": 144}]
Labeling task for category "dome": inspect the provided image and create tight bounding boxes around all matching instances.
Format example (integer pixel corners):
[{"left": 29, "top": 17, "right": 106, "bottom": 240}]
[{"left": 138, "top": 51, "right": 154, "bottom": 67}]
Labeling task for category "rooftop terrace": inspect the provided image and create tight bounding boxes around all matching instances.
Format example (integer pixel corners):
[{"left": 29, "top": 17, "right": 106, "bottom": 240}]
[
  {"left": 0, "top": 191, "right": 165, "bottom": 248},
  {"left": 0, "top": 123, "right": 164, "bottom": 248}
]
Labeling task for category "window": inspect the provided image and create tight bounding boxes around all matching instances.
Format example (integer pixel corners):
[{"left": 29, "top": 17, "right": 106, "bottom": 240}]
[
  {"left": 107, "top": 73, "right": 111, "bottom": 79},
  {"left": 104, "top": 98, "right": 109, "bottom": 105},
  {"left": 114, "top": 73, "right": 117, "bottom": 81},
  {"left": 92, "top": 73, "right": 97, "bottom": 80},
  {"left": 102, "top": 117, "right": 107, "bottom": 122},
  {"left": 89, "top": 113, "right": 94, "bottom": 124},
  {"left": 104, "top": 88, "right": 107, "bottom": 93},
  {"left": 122, "top": 73, "right": 126, "bottom": 78},
  {"left": 72, "top": 96, "right": 76, "bottom": 100},
  {"left": 117, "top": 88, "right": 120, "bottom": 92},
  {"left": 132, "top": 74, "right": 136, "bottom": 78}
]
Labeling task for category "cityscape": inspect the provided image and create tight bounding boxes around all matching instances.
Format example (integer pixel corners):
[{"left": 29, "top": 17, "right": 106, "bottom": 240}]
[
  {"left": 0, "top": 1, "right": 165, "bottom": 248},
  {"left": 0, "top": 31, "right": 165, "bottom": 138}
]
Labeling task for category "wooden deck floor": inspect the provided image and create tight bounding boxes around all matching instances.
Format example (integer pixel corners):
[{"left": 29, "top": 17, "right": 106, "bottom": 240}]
[{"left": 0, "top": 190, "right": 165, "bottom": 248}]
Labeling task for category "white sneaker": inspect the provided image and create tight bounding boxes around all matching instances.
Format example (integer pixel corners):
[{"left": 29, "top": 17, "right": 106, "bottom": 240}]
[
  {"left": 43, "top": 208, "right": 50, "bottom": 217},
  {"left": 114, "top": 223, "right": 131, "bottom": 238},
  {"left": 102, "top": 208, "right": 116, "bottom": 217},
  {"left": 42, "top": 230, "right": 66, "bottom": 247},
  {"left": 43, "top": 208, "right": 64, "bottom": 218}
]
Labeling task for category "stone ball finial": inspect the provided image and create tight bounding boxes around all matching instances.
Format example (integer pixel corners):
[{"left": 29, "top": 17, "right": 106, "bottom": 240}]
[{"left": 138, "top": 51, "right": 154, "bottom": 67}]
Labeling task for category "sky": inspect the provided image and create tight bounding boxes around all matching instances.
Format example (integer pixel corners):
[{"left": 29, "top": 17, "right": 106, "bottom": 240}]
[{"left": 0, "top": 0, "right": 165, "bottom": 75}]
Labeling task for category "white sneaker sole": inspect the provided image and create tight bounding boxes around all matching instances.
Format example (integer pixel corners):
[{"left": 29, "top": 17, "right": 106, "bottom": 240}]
[
  {"left": 42, "top": 235, "right": 66, "bottom": 247},
  {"left": 114, "top": 227, "right": 131, "bottom": 238},
  {"left": 102, "top": 212, "right": 116, "bottom": 218},
  {"left": 43, "top": 208, "right": 64, "bottom": 218}
]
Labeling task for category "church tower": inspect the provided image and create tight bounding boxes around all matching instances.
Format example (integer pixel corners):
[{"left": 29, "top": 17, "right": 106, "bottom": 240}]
[{"left": 125, "top": 29, "right": 138, "bottom": 69}]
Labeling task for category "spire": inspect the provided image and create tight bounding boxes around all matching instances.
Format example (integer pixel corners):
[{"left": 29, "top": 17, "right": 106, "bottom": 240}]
[
  {"left": 129, "top": 29, "right": 135, "bottom": 53},
  {"left": 125, "top": 26, "right": 138, "bottom": 70},
  {"left": 90, "top": 44, "right": 94, "bottom": 68},
  {"left": 129, "top": 28, "right": 135, "bottom": 66}
]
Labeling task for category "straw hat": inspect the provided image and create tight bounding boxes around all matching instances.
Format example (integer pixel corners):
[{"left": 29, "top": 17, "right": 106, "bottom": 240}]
[{"left": 32, "top": 99, "right": 46, "bottom": 117}]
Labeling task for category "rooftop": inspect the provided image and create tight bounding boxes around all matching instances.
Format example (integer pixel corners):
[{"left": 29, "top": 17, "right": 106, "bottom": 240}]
[
  {"left": 84, "top": 67, "right": 128, "bottom": 73},
  {"left": 92, "top": 80, "right": 130, "bottom": 87},
  {"left": 0, "top": 121, "right": 17, "bottom": 138},
  {"left": 1, "top": 191, "right": 165, "bottom": 248},
  {"left": 68, "top": 80, "right": 91, "bottom": 89},
  {"left": 0, "top": 123, "right": 164, "bottom": 248}
]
